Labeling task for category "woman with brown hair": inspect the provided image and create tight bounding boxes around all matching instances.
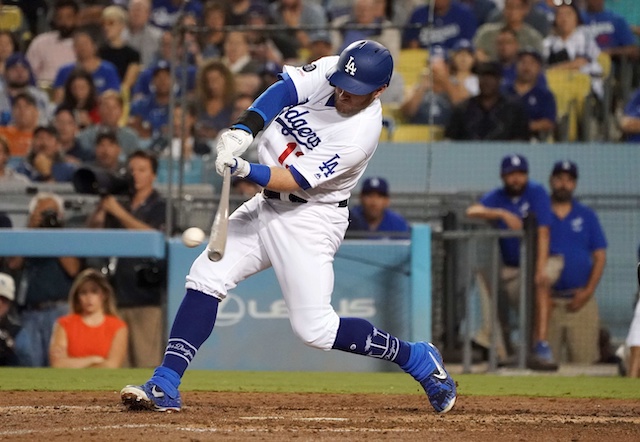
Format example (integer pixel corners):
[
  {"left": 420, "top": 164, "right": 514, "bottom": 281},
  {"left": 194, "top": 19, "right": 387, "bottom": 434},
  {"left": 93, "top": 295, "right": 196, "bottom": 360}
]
[
  {"left": 59, "top": 68, "right": 101, "bottom": 130},
  {"left": 49, "top": 268, "right": 128, "bottom": 368},
  {"left": 194, "top": 59, "right": 236, "bottom": 141}
]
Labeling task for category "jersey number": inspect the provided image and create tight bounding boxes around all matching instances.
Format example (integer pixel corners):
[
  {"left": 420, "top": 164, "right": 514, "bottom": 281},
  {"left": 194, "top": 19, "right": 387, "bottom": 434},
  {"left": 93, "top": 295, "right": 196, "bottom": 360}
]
[{"left": 278, "top": 142, "right": 304, "bottom": 167}]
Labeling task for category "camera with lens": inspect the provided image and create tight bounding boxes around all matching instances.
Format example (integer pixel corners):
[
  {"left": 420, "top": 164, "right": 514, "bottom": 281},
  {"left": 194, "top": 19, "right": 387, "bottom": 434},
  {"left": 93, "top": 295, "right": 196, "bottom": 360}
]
[
  {"left": 72, "top": 166, "right": 132, "bottom": 196},
  {"left": 39, "top": 209, "right": 62, "bottom": 228}
]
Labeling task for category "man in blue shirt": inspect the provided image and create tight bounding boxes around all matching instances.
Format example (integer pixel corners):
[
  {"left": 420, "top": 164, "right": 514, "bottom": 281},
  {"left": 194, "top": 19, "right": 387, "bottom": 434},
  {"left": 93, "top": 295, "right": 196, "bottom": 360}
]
[
  {"left": 621, "top": 87, "right": 640, "bottom": 142},
  {"left": 466, "top": 154, "right": 562, "bottom": 369},
  {"left": 347, "top": 177, "right": 410, "bottom": 239},
  {"left": 149, "top": 0, "right": 203, "bottom": 30},
  {"left": 52, "top": 29, "right": 121, "bottom": 100},
  {"left": 131, "top": 33, "right": 196, "bottom": 101},
  {"left": 547, "top": 160, "right": 607, "bottom": 364},
  {"left": 504, "top": 48, "right": 556, "bottom": 140},
  {"left": 129, "top": 61, "right": 171, "bottom": 141},
  {"left": 403, "top": 0, "right": 478, "bottom": 50},
  {"left": 582, "top": 0, "right": 639, "bottom": 59}
]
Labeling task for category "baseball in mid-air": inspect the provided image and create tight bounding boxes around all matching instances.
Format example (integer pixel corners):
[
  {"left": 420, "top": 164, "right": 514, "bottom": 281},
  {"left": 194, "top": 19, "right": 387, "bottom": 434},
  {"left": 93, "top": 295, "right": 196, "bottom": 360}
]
[{"left": 182, "top": 227, "right": 205, "bottom": 248}]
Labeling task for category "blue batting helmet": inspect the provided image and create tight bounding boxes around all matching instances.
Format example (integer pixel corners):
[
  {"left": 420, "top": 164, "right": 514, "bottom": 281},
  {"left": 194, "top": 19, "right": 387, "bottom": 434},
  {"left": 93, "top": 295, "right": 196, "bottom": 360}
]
[{"left": 328, "top": 40, "right": 393, "bottom": 95}]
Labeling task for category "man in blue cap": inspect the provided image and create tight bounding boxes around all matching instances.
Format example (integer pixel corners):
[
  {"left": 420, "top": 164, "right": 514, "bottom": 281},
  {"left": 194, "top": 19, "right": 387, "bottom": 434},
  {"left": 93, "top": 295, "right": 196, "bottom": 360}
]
[
  {"left": 0, "top": 54, "right": 52, "bottom": 125},
  {"left": 466, "top": 153, "right": 562, "bottom": 370},
  {"left": 547, "top": 160, "right": 607, "bottom": 365},
  {"left": 347, "top": 177, "right": 410, "bottom": 239}
]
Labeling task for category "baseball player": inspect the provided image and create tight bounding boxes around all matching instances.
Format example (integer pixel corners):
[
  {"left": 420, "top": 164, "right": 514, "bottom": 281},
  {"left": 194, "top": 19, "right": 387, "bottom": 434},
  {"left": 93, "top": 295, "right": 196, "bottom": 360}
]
[{"left": 121, "top": 40, "right": 456, "bottom": 413}]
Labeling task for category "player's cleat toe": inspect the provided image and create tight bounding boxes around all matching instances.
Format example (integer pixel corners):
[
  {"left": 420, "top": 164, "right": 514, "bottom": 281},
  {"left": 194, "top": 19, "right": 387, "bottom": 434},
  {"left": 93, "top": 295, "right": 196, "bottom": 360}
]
[
  {"left": 121, "top": 382, "right": 181, "bottom": 412},
  {"left": 403, "top": 342, "right": 457, "bottom": 413}
]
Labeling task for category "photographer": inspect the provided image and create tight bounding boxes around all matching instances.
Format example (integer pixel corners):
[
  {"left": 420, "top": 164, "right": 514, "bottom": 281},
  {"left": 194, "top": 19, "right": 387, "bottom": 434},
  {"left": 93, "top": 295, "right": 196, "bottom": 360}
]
[
  {"left": 87, "top": 150, "right": 167, "bottom": 368},
  {"left": 7, "top": 192, "right": 82, "bottom": 366}
]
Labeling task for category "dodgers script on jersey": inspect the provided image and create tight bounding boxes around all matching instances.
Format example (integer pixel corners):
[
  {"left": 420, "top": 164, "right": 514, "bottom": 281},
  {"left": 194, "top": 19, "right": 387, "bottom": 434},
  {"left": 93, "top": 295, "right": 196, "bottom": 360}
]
[{"left": 257, "top": 56, "right": 383, "bottom": 204}]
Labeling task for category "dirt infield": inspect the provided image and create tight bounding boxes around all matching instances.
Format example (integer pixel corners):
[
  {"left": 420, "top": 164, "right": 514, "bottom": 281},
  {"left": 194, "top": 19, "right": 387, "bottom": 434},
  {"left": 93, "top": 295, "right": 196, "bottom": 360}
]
[{"left": 0, "top": 392, "right": 639, "bottom": 441}]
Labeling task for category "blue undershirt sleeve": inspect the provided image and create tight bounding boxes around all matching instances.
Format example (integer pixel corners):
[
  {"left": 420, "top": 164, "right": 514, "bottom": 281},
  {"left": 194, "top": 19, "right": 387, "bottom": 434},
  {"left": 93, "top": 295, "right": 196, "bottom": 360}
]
[
  {"left": 240, "top": 73, "right": 298, "bottom": 129},
  {"left": 288, "top": 165, "right": 311, "bottom": 190}
]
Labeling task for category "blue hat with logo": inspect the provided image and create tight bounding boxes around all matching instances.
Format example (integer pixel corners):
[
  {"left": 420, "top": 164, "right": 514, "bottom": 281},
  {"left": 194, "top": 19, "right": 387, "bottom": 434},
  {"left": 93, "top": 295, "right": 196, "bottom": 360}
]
[
  {"left": 361, "top": 177, "right": 389, "bottom": 195},
  {"left": 451, "top": 39, "right": 474, "bottom": 54},
  {"left": 152, "top": 60, "right": 171, "bottom": 75},
  {"left": 500, "top": 154, "right": 529, "bottom": 175},
  {"left": 552, "top": 160, "right": 578, "bottom": 179}
]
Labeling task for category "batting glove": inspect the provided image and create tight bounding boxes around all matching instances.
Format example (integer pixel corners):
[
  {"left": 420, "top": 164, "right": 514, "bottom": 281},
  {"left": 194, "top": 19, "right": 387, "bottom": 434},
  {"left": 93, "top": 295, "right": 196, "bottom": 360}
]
[
  {"left": 215, "top": 150, "right": 250, "bottom": 177},
  {"left": 216, "top": 128, "right": 253, "bottom": 157}
]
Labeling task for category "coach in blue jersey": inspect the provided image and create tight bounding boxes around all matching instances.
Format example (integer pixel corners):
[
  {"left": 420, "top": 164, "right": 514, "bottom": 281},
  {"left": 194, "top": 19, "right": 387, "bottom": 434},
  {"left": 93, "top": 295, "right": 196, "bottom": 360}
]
[
  {"left": 403, "top": 0, "right": 478, "bottom": 50},
  {"left": 547, "top": 160, "right": 607, "bottom": 364},
  {"left": 466, "top": 154, "right": 562, "bottom": 369},
  {"left": 347, "top": 177, "right": 410, "bottom": 239},
  {"left": 582, "top": 0, "right": 639, "bottom": 59}
]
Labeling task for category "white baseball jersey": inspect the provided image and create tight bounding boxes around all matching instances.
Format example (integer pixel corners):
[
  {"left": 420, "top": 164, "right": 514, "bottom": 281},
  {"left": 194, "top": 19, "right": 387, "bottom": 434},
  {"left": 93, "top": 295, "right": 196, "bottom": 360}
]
[
  {"left": 258, "top": 55, "right": 383, "bottom": 204},
  {"left": 186, "top": 55, "right": 386, "bottom": 351}
]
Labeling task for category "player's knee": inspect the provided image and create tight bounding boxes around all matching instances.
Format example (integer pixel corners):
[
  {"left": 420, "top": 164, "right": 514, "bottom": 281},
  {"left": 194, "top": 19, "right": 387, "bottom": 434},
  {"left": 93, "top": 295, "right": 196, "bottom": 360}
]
[
  {"left": 289, "top": 310, "right": 339, "bottom": 350},
  {"left": 291, "top": 326, "right": 332, "bottom": 349}
]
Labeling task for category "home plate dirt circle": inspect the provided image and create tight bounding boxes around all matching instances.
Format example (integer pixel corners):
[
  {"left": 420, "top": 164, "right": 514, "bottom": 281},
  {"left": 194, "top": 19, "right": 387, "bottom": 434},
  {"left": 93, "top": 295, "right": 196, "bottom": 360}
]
[{"left": 0, "top": 391, "right": 639, "bottom": 441}]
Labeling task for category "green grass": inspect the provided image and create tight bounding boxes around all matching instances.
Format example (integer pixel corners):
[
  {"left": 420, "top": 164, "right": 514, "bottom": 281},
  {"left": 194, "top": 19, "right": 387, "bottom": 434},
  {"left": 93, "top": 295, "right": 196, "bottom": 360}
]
[{"left": 0, "top": 368, "right": 638, "bottom": 399}]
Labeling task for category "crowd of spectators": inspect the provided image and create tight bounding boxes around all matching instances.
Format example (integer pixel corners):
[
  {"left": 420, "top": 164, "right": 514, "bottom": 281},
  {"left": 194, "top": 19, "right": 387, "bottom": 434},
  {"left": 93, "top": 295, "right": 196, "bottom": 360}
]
[
  {"left": 0, "top": 0, "right": 635, "bottom": 182},
  {"left": 0, "top": 0, "right": 638, "bottom": 368}
]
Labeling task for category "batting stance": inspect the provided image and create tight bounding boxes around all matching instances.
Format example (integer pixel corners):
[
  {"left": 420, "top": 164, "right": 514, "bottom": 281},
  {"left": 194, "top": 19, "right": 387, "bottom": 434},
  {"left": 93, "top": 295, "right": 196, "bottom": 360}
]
[{"left": 121, "top": 40, "right": 456, "bottom": 413}]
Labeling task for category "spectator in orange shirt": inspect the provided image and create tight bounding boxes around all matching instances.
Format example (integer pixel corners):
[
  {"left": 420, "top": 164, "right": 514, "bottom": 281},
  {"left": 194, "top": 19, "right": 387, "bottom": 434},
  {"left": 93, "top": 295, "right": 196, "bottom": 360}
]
[
  {"left": 0, "top": 92, "right": 39, "bottom": 156},
  {"left": 49, "top": 268, "right": 128, "bottom": 368}
]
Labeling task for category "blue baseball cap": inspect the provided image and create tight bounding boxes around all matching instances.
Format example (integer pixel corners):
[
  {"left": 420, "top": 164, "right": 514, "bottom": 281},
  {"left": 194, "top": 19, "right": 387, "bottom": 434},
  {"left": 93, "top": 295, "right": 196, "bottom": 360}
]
[
  {"left": 361, "top": 177, "right": 389, "bottom": 195},
  {"left": 552, "top": 160, "right": 578, "bottom": 179},
  {"left": 518, "top": 46, "right": 544, "bottom": 64},
  {"left": 152, "top": 60, "right": 171, "bottom": 75},
  {"left": 500, "top": 154, "right": 529, "bottom": 175},
  {"left": 451, "top": 39, "right": 474, "bottom": 54}
]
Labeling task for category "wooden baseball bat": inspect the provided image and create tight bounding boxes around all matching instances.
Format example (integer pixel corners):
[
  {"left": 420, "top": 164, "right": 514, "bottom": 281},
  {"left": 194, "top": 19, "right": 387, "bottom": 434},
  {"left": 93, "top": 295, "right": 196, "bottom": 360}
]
[{"left": 207, "top": 166, "right": 231, "bottom": 261}]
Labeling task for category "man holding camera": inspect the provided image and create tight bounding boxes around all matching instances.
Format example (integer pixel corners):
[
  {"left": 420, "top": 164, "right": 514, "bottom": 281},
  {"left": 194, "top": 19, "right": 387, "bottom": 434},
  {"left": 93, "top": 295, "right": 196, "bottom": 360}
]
[
  {"left": 7, "top": 192, "right": 82, "bottom": 366},
  {"left": 87, "top": 150, "right": 168, "bottom": 367}
]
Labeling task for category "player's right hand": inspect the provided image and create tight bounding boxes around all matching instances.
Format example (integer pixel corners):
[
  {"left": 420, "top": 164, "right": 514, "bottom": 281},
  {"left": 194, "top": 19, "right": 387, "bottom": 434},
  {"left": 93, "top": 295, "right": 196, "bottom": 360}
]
[
  {"left": 215, "top": 149, "right": 234, "bottom": 176},
  {"left": 216, "top": 128, "right": 253, "bottom": 157}
]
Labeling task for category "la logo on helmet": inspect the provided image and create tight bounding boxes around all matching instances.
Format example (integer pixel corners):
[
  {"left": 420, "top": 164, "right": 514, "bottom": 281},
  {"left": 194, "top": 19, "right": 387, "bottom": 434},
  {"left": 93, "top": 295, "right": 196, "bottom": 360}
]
[{"left": 344, "top": 56, "right": 357, "bottom": 76}]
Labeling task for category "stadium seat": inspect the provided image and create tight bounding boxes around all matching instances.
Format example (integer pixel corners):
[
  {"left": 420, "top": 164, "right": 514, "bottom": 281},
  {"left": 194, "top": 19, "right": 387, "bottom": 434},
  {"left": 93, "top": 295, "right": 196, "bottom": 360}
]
[
  {"left": 0, "top": 5, "right": 30, "bottom": 50},
  {"left": 598, "top": 52, "right": 612, "bottom": 80},
  {"left": 545, "top": 69, "right": 591, "bottom": 141},
  {"left": 380, "top": 124, "right": 444, "bottom": 142},
  {"left": 156, "top": 156, "right": 207, "bottom": 185},
  {"left": 396, "top": 48, "right": 429, "bottom": 91},
  {"left": 0, "top": 5, "right": 21, "bottom": 30},
  {"left": 597, "top": 52, "right": 613, "bottom": 141},
  {"left": 381, "top": 103, "right": 405, "bottom": 124}
]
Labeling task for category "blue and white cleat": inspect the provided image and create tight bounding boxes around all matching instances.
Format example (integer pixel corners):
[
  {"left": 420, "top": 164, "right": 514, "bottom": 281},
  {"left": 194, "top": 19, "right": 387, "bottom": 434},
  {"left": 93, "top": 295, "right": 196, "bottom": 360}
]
[
  {"left": 121, "top": 381, "right": 182, "bottom": 412},
  {"left": 403, "top": 342, "right": 457, "bottom": 413}
]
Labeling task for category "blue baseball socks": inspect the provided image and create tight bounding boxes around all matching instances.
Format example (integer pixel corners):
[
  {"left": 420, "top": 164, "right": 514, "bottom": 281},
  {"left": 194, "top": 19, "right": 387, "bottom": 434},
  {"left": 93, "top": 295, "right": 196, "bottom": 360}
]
[
  {"left": 332, "top": 317, "right": 435, "bottom": 377},
  {"left": 149, "top": 289, "right": 219, "bottom": 396}
]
